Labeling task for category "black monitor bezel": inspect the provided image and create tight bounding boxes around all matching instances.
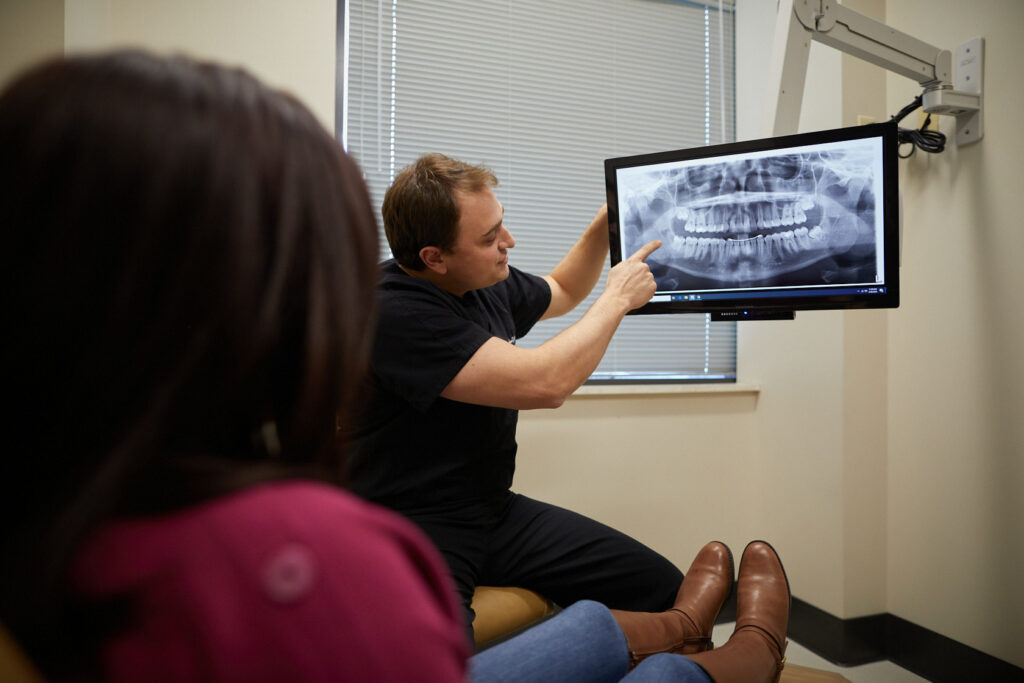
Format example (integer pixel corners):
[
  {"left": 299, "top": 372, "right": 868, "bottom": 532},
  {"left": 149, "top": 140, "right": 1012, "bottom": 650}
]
[{"left": 606, "top": 121, "right": 900, "bottom": 316}]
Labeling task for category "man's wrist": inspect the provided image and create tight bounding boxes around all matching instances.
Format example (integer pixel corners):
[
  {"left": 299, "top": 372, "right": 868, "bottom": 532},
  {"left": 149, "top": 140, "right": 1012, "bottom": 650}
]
[{"left": 593, "top": 289, "right": 633, "bottom": 318}]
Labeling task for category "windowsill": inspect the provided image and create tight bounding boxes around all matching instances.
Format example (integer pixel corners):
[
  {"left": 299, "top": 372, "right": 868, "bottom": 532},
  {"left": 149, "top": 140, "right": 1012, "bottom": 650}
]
[{"left": 571, "top": 381, "right": 760, "bottom": 398}]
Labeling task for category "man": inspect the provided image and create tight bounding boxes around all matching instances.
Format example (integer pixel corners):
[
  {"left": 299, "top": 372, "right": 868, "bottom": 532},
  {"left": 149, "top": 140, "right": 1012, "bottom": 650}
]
[{"left": 348, "top": 153, "right": 682, "bottom": 637}]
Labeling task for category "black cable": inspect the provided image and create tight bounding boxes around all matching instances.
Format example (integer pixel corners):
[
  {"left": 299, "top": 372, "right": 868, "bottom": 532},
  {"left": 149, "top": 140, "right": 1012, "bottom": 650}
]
[{"left": 890, "top": 94, "right": 946, "bottom": 158}]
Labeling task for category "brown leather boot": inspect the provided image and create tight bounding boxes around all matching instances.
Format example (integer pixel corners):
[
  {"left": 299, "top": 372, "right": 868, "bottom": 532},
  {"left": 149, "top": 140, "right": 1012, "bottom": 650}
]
[
  {"left": 686, "top": 540, "right": 789, "bottom": 683},
  {"left": 610, "top": 540, "right": 733, "bottom": 667}
]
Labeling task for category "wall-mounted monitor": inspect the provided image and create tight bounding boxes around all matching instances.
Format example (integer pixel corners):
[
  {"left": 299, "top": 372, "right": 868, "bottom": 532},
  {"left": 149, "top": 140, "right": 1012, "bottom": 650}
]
[{"left": 606, "top": 121, "right": 900, "bottom": 320}]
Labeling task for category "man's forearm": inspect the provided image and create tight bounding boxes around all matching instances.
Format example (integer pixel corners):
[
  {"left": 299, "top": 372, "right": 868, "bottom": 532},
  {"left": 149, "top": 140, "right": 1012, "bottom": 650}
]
[
  {"left": 528, "top": 289, "right": 632, "bottom": 404},
  {"left": 440, "top": 289, "right": 630, "bottom": 410},
  {"left": 441, "top": 238, "right": 659, "bottom": 411},
  {"left": 519, "top": 240, "right": 659, "bottom": 406}
]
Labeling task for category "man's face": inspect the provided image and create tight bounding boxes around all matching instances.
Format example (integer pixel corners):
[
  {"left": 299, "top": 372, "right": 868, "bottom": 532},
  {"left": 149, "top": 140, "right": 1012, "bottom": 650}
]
[{"left": 442, "top": 187, "right": 515, "bottom": 294}]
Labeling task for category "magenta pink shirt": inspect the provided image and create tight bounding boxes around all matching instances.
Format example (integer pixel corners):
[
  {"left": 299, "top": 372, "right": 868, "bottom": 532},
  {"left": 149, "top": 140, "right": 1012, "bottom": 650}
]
[{"left": 70, "top": 481, "right": 470, "bottom": 682}]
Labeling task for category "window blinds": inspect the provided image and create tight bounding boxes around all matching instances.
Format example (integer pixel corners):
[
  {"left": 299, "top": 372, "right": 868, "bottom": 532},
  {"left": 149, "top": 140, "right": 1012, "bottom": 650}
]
[{"left": 341, "top": 0, "right": 737, "bottom": 382}]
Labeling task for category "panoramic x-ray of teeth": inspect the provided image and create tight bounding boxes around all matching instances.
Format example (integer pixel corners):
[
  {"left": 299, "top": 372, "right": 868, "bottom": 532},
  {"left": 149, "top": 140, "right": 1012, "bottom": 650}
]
[{"left": 619, "top": 143, "right": 880, "bottom": 290}]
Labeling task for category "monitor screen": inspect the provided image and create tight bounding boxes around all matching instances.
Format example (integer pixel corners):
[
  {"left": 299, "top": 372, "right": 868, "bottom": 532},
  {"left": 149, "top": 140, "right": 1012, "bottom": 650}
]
[{"left": 606, "top": 121, "right": 900, "bottom": 319}]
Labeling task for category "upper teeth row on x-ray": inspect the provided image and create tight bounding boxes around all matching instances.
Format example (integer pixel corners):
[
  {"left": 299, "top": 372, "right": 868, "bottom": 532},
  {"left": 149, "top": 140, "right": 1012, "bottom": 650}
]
[{"left": 619, "top": 147, "right": 877, "bottom": 285}]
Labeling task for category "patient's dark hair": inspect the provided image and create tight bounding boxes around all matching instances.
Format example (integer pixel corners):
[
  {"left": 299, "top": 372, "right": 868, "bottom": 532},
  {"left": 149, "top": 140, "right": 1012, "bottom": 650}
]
[{"left": 0, "top": 50, "right": 379, "bottom": 670}]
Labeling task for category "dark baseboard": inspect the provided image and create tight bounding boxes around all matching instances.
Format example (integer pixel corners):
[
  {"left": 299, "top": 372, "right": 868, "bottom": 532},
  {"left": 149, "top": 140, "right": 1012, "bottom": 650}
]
[{"left": 786, "top": 597, "right": 1024, "bottom": 683}]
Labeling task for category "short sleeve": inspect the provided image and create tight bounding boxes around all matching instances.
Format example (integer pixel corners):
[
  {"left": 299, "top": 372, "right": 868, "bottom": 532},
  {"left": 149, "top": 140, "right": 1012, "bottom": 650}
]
[
  {"left": 372, "top": 287, "right": 493, "bottom": 412},
  {"left": 498, "top": 267, "right": 551, "bottom": 340},
  {"left": 370, "top": 264, "right": 551, "bottom": 413}
]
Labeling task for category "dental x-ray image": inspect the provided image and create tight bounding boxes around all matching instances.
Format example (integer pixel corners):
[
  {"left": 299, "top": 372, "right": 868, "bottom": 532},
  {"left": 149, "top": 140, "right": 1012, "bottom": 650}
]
[{"left": 616, "top": 138, "right": 883, "bottom": 291}]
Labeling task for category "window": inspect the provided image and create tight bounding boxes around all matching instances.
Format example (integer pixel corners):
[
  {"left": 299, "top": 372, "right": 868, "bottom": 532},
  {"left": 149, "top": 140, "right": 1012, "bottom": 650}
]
[{"left": 339, "top": 0, "right": 737, "bottom": 382}]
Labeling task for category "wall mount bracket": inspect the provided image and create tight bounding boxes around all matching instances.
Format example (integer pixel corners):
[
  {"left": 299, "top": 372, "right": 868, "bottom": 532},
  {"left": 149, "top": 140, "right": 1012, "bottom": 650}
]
[{"left": 764, "top": 0, "right": 983, "bottom": 145}]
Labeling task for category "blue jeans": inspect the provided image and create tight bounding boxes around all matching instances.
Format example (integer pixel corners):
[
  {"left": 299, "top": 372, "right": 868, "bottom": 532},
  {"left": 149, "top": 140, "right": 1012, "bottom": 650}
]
[{"left": 470, "top": 600, "right": 712, "bottom": 683}]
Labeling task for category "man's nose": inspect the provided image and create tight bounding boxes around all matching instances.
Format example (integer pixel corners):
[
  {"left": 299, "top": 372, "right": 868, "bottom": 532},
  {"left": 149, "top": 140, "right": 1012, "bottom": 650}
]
[{"left": 500, "top": 225, "right": 515, "bottom": 249}]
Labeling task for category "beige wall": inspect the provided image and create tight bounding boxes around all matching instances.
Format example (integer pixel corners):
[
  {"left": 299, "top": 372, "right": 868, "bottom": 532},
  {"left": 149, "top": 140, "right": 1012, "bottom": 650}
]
[
  {"left": 0, "top": 0, "right": 64, "bottom": 88},
  {"left": 884, "top": 0, "right": 1024, "bottom": 667},
  {"left": 2, "top": 0, "right": 1021, "bottom": 669},
  {"left": 1, "top": 0, "right": 336, "bottom": 131}
]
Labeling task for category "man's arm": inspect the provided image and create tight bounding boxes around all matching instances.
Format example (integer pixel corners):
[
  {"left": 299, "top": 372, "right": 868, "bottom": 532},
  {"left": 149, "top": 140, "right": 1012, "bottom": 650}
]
[
  {"left": 540, "top": 204, "right": 609, "bottom": 320},
  {"left": 440, "top": 240, "right": 661, "bottom": 410}
]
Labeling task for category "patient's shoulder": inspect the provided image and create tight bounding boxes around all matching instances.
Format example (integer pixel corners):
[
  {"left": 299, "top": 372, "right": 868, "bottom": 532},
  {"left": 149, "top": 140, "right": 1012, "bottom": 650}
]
[{"left": 71, "top": 481, "right": 469, "bottom": 682}]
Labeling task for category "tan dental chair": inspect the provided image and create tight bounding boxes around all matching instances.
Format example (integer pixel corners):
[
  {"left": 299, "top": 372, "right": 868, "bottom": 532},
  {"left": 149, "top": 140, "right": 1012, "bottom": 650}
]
[
  {"left": 470, "top": 585, "right": 557, "bottom": 648},
  {"left": 0, "top": 622, "right": 44, "bottom": 683}
]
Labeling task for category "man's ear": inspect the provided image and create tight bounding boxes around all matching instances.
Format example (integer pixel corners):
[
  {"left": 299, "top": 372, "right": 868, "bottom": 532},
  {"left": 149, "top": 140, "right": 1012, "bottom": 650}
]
[{"left": 419, "top": 246, "right": 448, "bottom": 275}]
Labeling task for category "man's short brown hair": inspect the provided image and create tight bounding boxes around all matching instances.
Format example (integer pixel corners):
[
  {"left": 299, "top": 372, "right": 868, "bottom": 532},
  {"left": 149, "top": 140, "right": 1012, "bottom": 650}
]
[{"left": 382, "top": 153, "right": 498, "bottom": 270}]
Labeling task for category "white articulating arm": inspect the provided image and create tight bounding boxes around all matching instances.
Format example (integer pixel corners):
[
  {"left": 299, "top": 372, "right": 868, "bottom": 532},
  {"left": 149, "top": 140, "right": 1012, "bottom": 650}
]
[
  {"left": 764, "top": 0, "right": 983, "bottom": 145},
  {"left": 808, "top": 0, "right": 950, "bottom": 85}
]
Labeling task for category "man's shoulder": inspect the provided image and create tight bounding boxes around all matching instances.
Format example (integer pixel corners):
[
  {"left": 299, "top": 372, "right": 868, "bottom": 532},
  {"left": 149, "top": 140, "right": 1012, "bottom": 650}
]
[
  {"left": 377, "top": 260, "right": 449, "bottom": 307},
  {"left": 378, "top": 259, "right": 419, "bottom": 291},
  {"left": 502, "top": 265, "right": 543, "bottom": 288},
  {"left": 490, "top": 265, "right": 549, "bottom": 304}
]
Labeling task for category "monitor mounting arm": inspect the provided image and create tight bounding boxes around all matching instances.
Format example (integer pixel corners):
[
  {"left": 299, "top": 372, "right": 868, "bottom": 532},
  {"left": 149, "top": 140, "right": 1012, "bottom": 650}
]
[{"left": 764, "top": 0, "right": 983, "bottom": 145}]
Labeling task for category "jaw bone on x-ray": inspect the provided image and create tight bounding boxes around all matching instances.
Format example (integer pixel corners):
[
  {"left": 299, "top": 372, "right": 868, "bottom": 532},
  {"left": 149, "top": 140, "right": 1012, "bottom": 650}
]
[{"left": 619, "top": 142, "right": 879, "bottom": 290}]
